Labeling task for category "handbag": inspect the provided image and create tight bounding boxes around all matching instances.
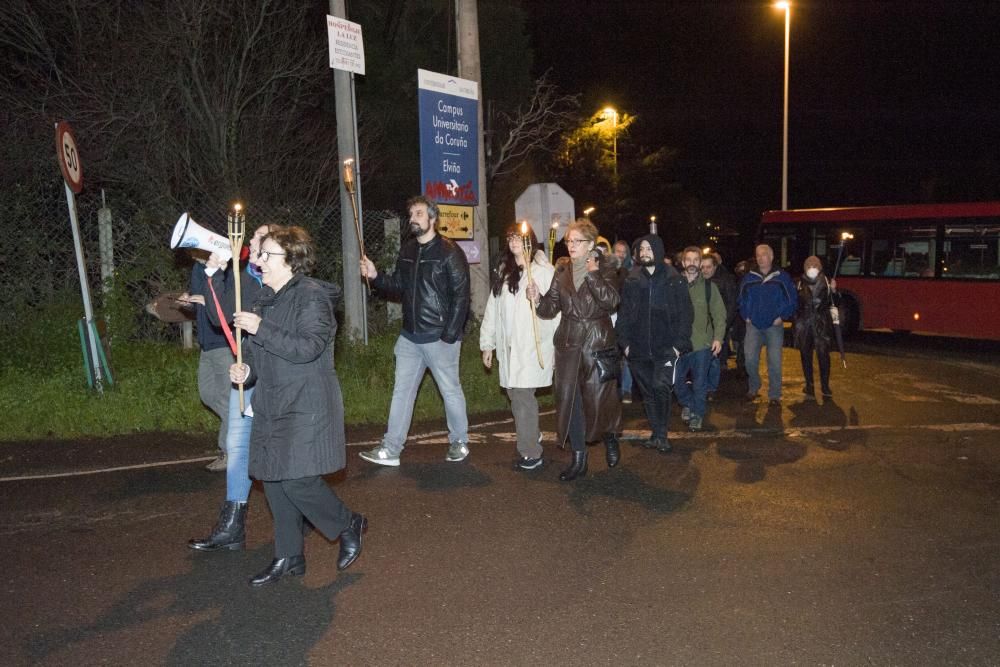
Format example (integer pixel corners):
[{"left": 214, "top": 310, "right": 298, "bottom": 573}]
[{"left": 592, "top": 347, "right": 620, "bottom": 383}]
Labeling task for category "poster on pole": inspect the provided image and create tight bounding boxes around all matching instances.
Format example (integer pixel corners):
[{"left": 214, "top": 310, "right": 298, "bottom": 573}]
[
  {"left": 326, "top": 16, "right": 365, "bottom": 75},
  {"left": 417, "top": 69, "right": 479, "bottom": 206}
]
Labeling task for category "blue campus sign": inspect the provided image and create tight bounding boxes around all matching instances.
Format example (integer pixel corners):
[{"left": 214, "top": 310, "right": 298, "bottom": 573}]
[{"left": 417, "top": 69, "right": 479, "bottom": 206}]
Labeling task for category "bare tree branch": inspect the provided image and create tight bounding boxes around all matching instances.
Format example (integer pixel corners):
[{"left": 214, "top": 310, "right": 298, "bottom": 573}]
[{"left": 487, "top": 70, "right": 579, "bottom": 187}]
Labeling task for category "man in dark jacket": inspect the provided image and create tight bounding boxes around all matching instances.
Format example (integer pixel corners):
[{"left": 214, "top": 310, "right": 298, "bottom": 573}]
[
  {"left": 359, "top": 196, "right": 471, "bottom": 466},
  {"left": 616, "top": 235, "right": 693, "bottom": 452},
  {"left": 738, "top": 244, "right": 797, "bottom": 404}
]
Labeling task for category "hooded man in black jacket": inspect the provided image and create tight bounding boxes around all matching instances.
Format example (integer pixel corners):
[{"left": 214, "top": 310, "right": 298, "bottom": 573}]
[
  {"left": 616, "top": 235, "right": 694, "bottom": 452},
  {"left": 359, "top": 196, "right": 471, "bottom": 466}
]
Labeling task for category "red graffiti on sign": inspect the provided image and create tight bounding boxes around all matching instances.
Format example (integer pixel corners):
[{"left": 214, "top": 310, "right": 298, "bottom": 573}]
[{"left": 424, "top": 180, "right": 477, "bottom": 205}]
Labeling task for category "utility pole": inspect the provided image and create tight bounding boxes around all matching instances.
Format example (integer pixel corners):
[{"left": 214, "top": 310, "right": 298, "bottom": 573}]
[
  {"left": 455, "top": 0, "right": 490, "bottom": 319},
  {"left": 331, "top": 0, "right": 367, "bottom": 342}
]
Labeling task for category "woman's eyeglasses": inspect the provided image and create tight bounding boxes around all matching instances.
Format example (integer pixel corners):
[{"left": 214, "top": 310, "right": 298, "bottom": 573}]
[{"left": 258, "top": 250, "right": 286, "bottom": 263}]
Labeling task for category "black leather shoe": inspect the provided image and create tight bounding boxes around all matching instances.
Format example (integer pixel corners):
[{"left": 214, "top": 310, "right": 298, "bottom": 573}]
[
  {"left": 337, "top": 513, "right": 368, "bottom": 571},
  {"left": 249, "top": 555, "right": 305, "bottom": 587},
  {"left": 604, "top": 434, "right": 620, "bottom": 468},
  {"left": 656, "top": 438, "right": 673, "bottom": 454},
  {"left": 559, "top": 450, "right": 588, "bottom": 481}
]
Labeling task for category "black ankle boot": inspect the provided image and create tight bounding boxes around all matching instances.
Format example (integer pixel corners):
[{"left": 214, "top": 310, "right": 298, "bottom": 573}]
[
  {"left": 604, "top": 433, "right": 620, "bottom": 468},
  {"left": 559, "top": 450, "right": 588, "bottom": 481},
  {"left": 249, "top": 555, "right": 306, "bottom": 587},
  {"left": 188, "top": 501, "right": 247, "bottom": 552},
  {"left": 337, "top": 513, "right": 368, "bottom": 571}
]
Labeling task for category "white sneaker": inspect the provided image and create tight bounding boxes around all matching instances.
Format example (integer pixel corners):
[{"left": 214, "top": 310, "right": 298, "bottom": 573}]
[
  {"left": 359, "top": 446, "right": 400, "bottom": 467},
  {"left": 445, "top": 441, "right": 469, "bottom": 462}
]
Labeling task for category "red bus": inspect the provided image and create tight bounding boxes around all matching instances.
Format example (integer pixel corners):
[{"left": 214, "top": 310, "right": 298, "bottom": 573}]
[{"left": 759, "top": 202, "right": 1000, "bottom": 339}]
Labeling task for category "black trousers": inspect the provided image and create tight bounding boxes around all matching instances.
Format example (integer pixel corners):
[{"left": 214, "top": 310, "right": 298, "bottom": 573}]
[
  {"left": 629, "top": 357, "right": 674, "bottom": 440},
  {"left": 798, "top": 335, "right": 831, "bottom": 393},
  {"left": 263, "top": 476, "right": 352, "bottom": 558}
]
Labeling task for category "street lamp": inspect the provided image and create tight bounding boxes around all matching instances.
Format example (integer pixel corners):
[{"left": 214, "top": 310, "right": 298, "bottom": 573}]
[
  {"left": 601, "top": 106, "right": 618, "bottom": 180},
  {"left": 775, "top": 1, "right": 791, "bottom": 210},
  {"left": 649, "top": 214, "right": 657, "bottom": 234},
  {"left": 583, "top": 206, "right": 595, "bottom": 219}
]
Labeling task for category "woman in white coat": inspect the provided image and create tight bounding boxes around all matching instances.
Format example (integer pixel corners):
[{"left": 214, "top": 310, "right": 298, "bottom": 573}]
[{"left": 481, "top": 223, "right": 560, "bottom": 470}]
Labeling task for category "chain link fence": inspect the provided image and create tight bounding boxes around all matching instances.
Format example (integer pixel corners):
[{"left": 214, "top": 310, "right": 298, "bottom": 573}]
[{"left": 0, "top": 182, "right": 402, "bottom": 344}]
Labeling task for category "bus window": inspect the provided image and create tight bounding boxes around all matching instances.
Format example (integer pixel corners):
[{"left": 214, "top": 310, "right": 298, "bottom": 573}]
[
  {"left": 870, "top": 224, "right": 936, "bottom": 277},
  {"left": 942, "top": 223, "right": 1000, "bottom": 279}
]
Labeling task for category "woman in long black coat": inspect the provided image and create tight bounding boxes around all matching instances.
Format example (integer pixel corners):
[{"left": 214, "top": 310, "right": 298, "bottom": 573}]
[
  {"left": 230, "top": 226, "right": 367, "bottom": 587},
  {"left": 793, "top": 255, "right": 835, "bottom": 399}
]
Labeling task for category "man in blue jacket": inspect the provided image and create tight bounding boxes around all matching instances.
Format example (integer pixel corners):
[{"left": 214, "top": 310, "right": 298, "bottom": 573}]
[{"left": 737, "top": 244, "right": 797, "bottom": 404}]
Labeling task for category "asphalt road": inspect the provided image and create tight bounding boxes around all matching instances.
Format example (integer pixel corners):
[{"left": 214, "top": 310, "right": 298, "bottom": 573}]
[{"left": 2, "top": 337, "right": 999, "bottom": 666}]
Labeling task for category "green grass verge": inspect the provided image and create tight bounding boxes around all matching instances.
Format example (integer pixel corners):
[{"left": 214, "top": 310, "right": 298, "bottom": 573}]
[{"left": 0, "top": 317, "right": 525, "bottom": 442}]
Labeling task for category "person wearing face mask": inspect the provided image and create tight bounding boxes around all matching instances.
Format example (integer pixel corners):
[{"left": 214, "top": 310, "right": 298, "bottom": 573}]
[
  {"left": 189, "top": 224, "right": 282, "bottom": 553},
  {"left": 616, "top": 235, "right": 693, "bottom": 452},
  {"left": 793, "top": 256, "right": 835, "bottom": 400},
  {"left": 526, "top": 219, "right": 623, "bottom": 481}
]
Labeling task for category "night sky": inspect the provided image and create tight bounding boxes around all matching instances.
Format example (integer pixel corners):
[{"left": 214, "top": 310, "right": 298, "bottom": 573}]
[{"left": 525, "top": 1, "right": 1000, "bottom": 237}]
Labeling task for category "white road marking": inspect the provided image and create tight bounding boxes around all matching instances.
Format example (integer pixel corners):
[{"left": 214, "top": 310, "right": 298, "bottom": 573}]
[{"left": 1, "top": 415, "right": 996, "bottom": 483}]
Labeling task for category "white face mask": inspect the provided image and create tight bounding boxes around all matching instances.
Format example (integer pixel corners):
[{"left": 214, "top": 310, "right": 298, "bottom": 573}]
[{"left": 805, "top": 267, "right": 820, "bottom": 279}]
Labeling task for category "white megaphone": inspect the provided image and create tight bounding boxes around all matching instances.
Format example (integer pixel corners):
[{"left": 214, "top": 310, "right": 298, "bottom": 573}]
[{"left": 170, "top": 212, "right": 232, "bottom": 262}]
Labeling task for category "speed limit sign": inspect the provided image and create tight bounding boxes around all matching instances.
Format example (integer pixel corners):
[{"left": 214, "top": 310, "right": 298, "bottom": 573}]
[{"left": 55, "top": 121, "right": 84, "bottom": 193}]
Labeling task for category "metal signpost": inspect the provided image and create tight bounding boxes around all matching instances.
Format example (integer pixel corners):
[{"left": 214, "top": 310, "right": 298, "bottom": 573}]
[
  {"left": 327, "top": 9, "right": 368, "bottom": 343},
  {"left": 55, "top": 121, "right": 108, "bottom": 391}
]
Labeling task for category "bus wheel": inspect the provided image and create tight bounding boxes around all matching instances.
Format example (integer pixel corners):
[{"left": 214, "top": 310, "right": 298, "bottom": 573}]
[{"left": 838, "top": 295, "right": 861, "bottom": 338}]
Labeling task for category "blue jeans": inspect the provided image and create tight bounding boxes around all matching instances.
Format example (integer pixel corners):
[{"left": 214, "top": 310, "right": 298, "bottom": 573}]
[
  {"left": 619, "top": 359, "right": 633, "bottom": 396},
  {"left": 226, "top": 385, "right": 254, "bottom": 502},
  {"left": 674, "top": 348, "right": 712, "bottom": 418},
  {"left": 707, "top": 354, "right": 721, "bottom": 393},
  {"left": 382, "top": 336, "right": 469, "bottom": 456},
  {"left": 744, "top": 322, "right": 785, "bottom": 400}
]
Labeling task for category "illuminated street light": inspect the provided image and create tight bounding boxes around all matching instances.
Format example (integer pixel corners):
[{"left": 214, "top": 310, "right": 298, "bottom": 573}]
[
  {"left": 601, "top": 106, "right": 618, "bottom": 180},
  {"left": 649, "top": 214, "right": 657, "bottom": 234},
  {"left": 583, "top": 206, "right": 595, "bottom": 219},
  {"left": 775, "top": 1, "right": 791, "bottom": 210}
]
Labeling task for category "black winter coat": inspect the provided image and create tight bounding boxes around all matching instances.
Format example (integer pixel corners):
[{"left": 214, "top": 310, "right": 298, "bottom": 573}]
[
  {"left": 793, "top": 274, "right": 834, "bottom": 354},
  {"left": 616, "top": 265, "right": 693, "bottom": 360},
  {"left": 244, "top": 273, "right": 346, "bottom": 481},
  {"left": 374, "top": 234, "right": 470, "bottom": 343}
]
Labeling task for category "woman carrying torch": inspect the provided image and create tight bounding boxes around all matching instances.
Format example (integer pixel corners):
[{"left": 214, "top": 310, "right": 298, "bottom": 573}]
[
  {"left": 526, "top": 219, "right": 623, "bottom": 481},
  {"left": 229, "top": 227, "right": 367, "bottom": 587},
  {"left": 480, "top": 223, "right": 559, "bottom": 471}
]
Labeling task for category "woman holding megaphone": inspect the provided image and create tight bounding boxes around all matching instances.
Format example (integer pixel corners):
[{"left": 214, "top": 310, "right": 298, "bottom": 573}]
[{"left": 188, "top": 223, "right": 274, "bottom": 554}]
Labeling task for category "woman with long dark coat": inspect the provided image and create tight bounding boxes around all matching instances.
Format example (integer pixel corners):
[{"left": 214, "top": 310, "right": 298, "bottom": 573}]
[
  {"left": 793, "top": 255, "right": 835, "bottom": 400},
  {"left": 527, "top": 219, "right": 623, "bottom": 481},
  {"left": 230, "top": 226, "right": 366, "bottom": 587}
]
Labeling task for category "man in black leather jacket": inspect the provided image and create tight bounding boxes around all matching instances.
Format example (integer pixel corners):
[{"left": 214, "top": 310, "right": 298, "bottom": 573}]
[
  {"left": 616, "top": 234, "right": 693, "bottom": 452},
  {"left": 359, "top": 195, "right": 471, "bottom": 466}
]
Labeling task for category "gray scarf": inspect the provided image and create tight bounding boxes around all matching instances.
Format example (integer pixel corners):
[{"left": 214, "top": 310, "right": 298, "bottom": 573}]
[{"left": 571, "top": 255, "right": 589, "bottom": 289}]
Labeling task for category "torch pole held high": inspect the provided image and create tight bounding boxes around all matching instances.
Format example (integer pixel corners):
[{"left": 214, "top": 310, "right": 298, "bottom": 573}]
[
  {"left": 521, "top": 222, "right": 545, "bottom": 369},
  {"left": 343, "top": 159, "right": 370, "bottom": 293},
  {"left": 228, "top": 204, "right": 246, "bottom": 412}
]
